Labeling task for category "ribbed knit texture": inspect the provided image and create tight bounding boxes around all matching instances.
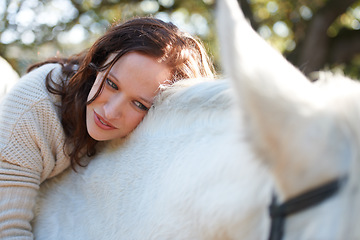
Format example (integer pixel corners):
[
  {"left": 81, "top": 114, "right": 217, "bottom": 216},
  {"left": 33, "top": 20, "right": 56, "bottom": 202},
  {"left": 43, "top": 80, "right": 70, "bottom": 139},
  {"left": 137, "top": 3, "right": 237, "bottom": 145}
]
[{"left": 0, "top": 64, "right": 70, "bottom": 239}]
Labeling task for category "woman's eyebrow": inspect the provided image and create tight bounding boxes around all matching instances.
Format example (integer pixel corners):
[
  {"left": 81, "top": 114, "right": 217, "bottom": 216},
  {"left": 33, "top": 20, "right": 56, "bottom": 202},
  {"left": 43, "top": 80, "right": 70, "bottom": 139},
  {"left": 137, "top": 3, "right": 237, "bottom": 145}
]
[
  {"left": 108, "top": 72, "right": 153, "bottom": 105},
  {"left": 108, "top": 72, "right": 120, "bottom": 83}
]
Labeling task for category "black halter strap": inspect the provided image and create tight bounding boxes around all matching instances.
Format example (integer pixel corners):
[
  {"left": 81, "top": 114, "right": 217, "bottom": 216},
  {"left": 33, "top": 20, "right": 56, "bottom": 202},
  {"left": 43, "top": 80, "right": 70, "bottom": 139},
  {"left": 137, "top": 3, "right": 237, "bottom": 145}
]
[{"left": 268, "top": 177, "right": 346, "bottom": 240}]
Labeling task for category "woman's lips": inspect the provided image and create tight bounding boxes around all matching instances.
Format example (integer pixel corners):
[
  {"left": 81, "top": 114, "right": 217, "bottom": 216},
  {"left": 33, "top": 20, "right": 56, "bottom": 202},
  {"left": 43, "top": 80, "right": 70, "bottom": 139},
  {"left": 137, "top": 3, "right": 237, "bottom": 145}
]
[{"left": 93, "top": 111, "right": 117, "bottom": 130}]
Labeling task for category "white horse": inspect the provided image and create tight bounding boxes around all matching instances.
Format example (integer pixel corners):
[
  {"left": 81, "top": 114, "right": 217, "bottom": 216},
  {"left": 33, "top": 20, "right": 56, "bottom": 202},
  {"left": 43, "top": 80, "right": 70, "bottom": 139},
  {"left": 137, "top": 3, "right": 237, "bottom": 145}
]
[
  {"left": 0, "top": 57, "right": 19, "bottom": 101},
  {"left": 33, "top": 0, "right": 360, "bottom": 239}
]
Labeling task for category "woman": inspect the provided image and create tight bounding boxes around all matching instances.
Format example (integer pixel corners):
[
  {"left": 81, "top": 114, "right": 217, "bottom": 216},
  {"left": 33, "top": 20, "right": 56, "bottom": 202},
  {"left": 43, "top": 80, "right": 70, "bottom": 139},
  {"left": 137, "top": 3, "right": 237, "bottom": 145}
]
[{"left": 0, "top": 17, "right": 215, "bottom": 238}]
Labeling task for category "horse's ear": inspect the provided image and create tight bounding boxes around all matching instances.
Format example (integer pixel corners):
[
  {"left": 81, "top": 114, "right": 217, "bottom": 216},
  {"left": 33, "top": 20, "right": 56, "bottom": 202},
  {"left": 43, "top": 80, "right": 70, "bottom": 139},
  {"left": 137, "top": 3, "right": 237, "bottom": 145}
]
[
  {"left": 217, "top": 0, "right": 313, "bottom": 102},
  {"left": 216, "top": 0, "right": 351, "bottom": 199},
  {"left": 217, "top": 0, "right": 318, "bottom": 157}
]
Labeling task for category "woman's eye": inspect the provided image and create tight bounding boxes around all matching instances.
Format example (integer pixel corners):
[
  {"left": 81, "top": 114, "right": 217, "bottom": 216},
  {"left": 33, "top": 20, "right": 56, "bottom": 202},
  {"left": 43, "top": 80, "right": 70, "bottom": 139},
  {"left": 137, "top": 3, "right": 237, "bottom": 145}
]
[
  {"left": 106, "top": 78, "right": 118, "bottom": 90},
  {"left": 134, "top": 101, "right": 149, "bottom": 111}
]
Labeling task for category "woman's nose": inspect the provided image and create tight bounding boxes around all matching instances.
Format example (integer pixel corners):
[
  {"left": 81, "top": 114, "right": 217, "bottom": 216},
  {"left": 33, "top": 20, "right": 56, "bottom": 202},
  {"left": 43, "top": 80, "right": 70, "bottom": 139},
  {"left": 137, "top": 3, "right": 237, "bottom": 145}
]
[{"left": 103, "top": 95, "right": 125, "bottom": 120}]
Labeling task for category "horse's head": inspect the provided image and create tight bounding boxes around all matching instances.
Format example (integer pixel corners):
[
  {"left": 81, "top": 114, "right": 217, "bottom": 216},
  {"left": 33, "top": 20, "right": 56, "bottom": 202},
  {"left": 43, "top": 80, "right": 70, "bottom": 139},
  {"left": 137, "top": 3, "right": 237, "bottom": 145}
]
[{"left": 218, "top": 0, "right": 360, "bottom": 238}]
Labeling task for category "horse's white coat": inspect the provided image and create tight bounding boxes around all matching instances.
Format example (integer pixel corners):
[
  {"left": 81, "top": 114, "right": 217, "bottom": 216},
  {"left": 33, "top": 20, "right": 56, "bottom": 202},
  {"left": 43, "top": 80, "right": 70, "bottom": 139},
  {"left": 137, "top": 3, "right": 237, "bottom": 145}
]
[
  {"left": 33, "top": 79, "right": 272, "bottom": 239},
  {"left": 0, "top": 57, "right": 19, "bottom": 101},
  {"left": 33, "top": 0, "right": 360, "bottom": 239},
  {"left": 218, "top": 0, "right": 360, "bottom": 239}
]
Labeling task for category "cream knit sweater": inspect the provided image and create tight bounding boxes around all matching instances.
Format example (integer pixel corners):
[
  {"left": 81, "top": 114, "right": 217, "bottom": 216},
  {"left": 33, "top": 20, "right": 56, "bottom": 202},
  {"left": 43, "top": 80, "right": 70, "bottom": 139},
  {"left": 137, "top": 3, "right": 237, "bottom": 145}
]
[{"left": 0, "top": 64, "right": 71, "bottom": 239}]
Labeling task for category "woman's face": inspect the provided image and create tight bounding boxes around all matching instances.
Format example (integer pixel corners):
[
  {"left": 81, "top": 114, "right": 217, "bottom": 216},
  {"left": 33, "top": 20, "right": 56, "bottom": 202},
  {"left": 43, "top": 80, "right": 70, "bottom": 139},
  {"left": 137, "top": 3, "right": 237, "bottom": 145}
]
[{"left": 86, "top": 52, "right": 171, "bottom": 141}]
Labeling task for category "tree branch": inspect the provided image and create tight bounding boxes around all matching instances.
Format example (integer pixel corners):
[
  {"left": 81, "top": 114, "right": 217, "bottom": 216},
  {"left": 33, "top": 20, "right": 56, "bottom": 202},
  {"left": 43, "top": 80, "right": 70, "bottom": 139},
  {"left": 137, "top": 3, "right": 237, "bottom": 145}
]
[
  {"left": 297, "top": 0, "right": 357, "bottom": 75},
  {"left": 329, "top": 29, "right": 360, "bottom": 64},
  {"left": 237, "top": 0, "right": 258, "bottom": 30}
]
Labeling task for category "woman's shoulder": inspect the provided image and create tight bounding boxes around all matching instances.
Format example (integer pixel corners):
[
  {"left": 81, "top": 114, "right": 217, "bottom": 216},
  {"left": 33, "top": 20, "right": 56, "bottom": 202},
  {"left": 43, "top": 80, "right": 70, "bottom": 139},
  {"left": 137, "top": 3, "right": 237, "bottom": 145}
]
[
  {"left": 0, "top": 63, "right": 66, "bottom": 162},
  {"left": 1, "top": 63, "right": 62, "bottom": 104},
  {"left": 0, "top": 63, "right": 64, "bottom": 131},
  {"left": 18, "top": 63, "right": 62, "bottom": 91}
]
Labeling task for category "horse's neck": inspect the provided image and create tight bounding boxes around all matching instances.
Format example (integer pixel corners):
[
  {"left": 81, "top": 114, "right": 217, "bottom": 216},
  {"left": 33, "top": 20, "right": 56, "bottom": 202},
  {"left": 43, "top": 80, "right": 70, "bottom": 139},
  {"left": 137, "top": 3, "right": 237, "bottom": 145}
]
[
  {"left": 284, "top": 190, "right": 348, "bottom": 239},
  {"left": 282, "top": 171, "right": 360, "bottom": 240},
  {"left": 251, "top": 100, "right": 348, "bottom": 202},
  {"left": 271, "top": 82, "right": 358, "bottom": 198},
  {"left": 278, "top": 91, "right": 360, "bottom": 239}
]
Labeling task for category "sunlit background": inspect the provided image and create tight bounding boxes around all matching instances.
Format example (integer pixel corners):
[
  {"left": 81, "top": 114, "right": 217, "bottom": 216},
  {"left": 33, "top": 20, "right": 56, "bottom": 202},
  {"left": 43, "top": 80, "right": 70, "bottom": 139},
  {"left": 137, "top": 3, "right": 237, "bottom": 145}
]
[
  {"left": 1, "top": 0, "right": 360, "bottom": 78},
  {"left": 0, "top": 0, "right": 215, "bottom": 74}
]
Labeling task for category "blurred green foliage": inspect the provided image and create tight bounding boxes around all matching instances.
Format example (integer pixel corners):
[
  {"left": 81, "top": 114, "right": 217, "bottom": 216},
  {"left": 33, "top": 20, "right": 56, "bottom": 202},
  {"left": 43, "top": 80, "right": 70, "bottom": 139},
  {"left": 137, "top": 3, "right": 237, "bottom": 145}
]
[
  {"left": 244, "top": 0, "right": 360, "bottom": 78},
  {"left": 1, "top": 0, "right": 360, "bottom": 78},
  {"left": 0, "top": 0, "right": 216, "bottom": 74}
]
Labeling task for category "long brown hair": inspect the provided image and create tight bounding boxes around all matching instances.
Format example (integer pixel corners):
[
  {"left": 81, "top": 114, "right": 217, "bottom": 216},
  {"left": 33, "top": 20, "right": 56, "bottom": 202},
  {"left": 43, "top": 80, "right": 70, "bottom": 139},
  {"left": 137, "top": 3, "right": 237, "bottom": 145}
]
[{"left": 28, "top": 17, "right": 215, "bottom": 169}]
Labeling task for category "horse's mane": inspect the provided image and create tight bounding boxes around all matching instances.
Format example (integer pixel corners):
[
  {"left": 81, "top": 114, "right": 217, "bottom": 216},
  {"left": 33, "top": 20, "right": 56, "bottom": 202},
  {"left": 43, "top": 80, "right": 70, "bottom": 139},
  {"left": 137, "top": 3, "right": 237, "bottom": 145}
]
[
  {"left": 132, "top": 78, "right": 236, "bottom": 138},
  {"left": 155, "top": 78, "right": 233, "bottom": 111}
]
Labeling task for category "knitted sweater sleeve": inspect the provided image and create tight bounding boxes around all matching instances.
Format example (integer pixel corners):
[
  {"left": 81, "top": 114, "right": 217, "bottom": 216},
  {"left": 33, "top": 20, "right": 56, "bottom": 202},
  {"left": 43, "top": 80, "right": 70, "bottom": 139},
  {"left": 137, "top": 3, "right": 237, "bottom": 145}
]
[{"left": 0, "top": 64, "right": 70, "bottom": 239}]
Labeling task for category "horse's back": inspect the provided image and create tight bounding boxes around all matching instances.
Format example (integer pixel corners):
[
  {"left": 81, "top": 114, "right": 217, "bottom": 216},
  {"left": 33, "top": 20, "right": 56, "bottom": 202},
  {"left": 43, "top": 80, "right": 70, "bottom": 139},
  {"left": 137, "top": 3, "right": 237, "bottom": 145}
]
[{"left": 33, "top": 79, "right": 272, "bottom": 239}]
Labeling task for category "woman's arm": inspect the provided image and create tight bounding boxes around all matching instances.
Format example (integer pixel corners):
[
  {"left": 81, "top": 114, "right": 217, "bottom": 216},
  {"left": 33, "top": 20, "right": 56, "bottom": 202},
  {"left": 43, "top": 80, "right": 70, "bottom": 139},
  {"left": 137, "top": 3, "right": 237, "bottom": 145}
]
[
  {"left": 0, "top": 64, "right": 70, "bottom": 239},
  {"left": 0, "top": 160, "right": 40, "bottom": 239}
]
